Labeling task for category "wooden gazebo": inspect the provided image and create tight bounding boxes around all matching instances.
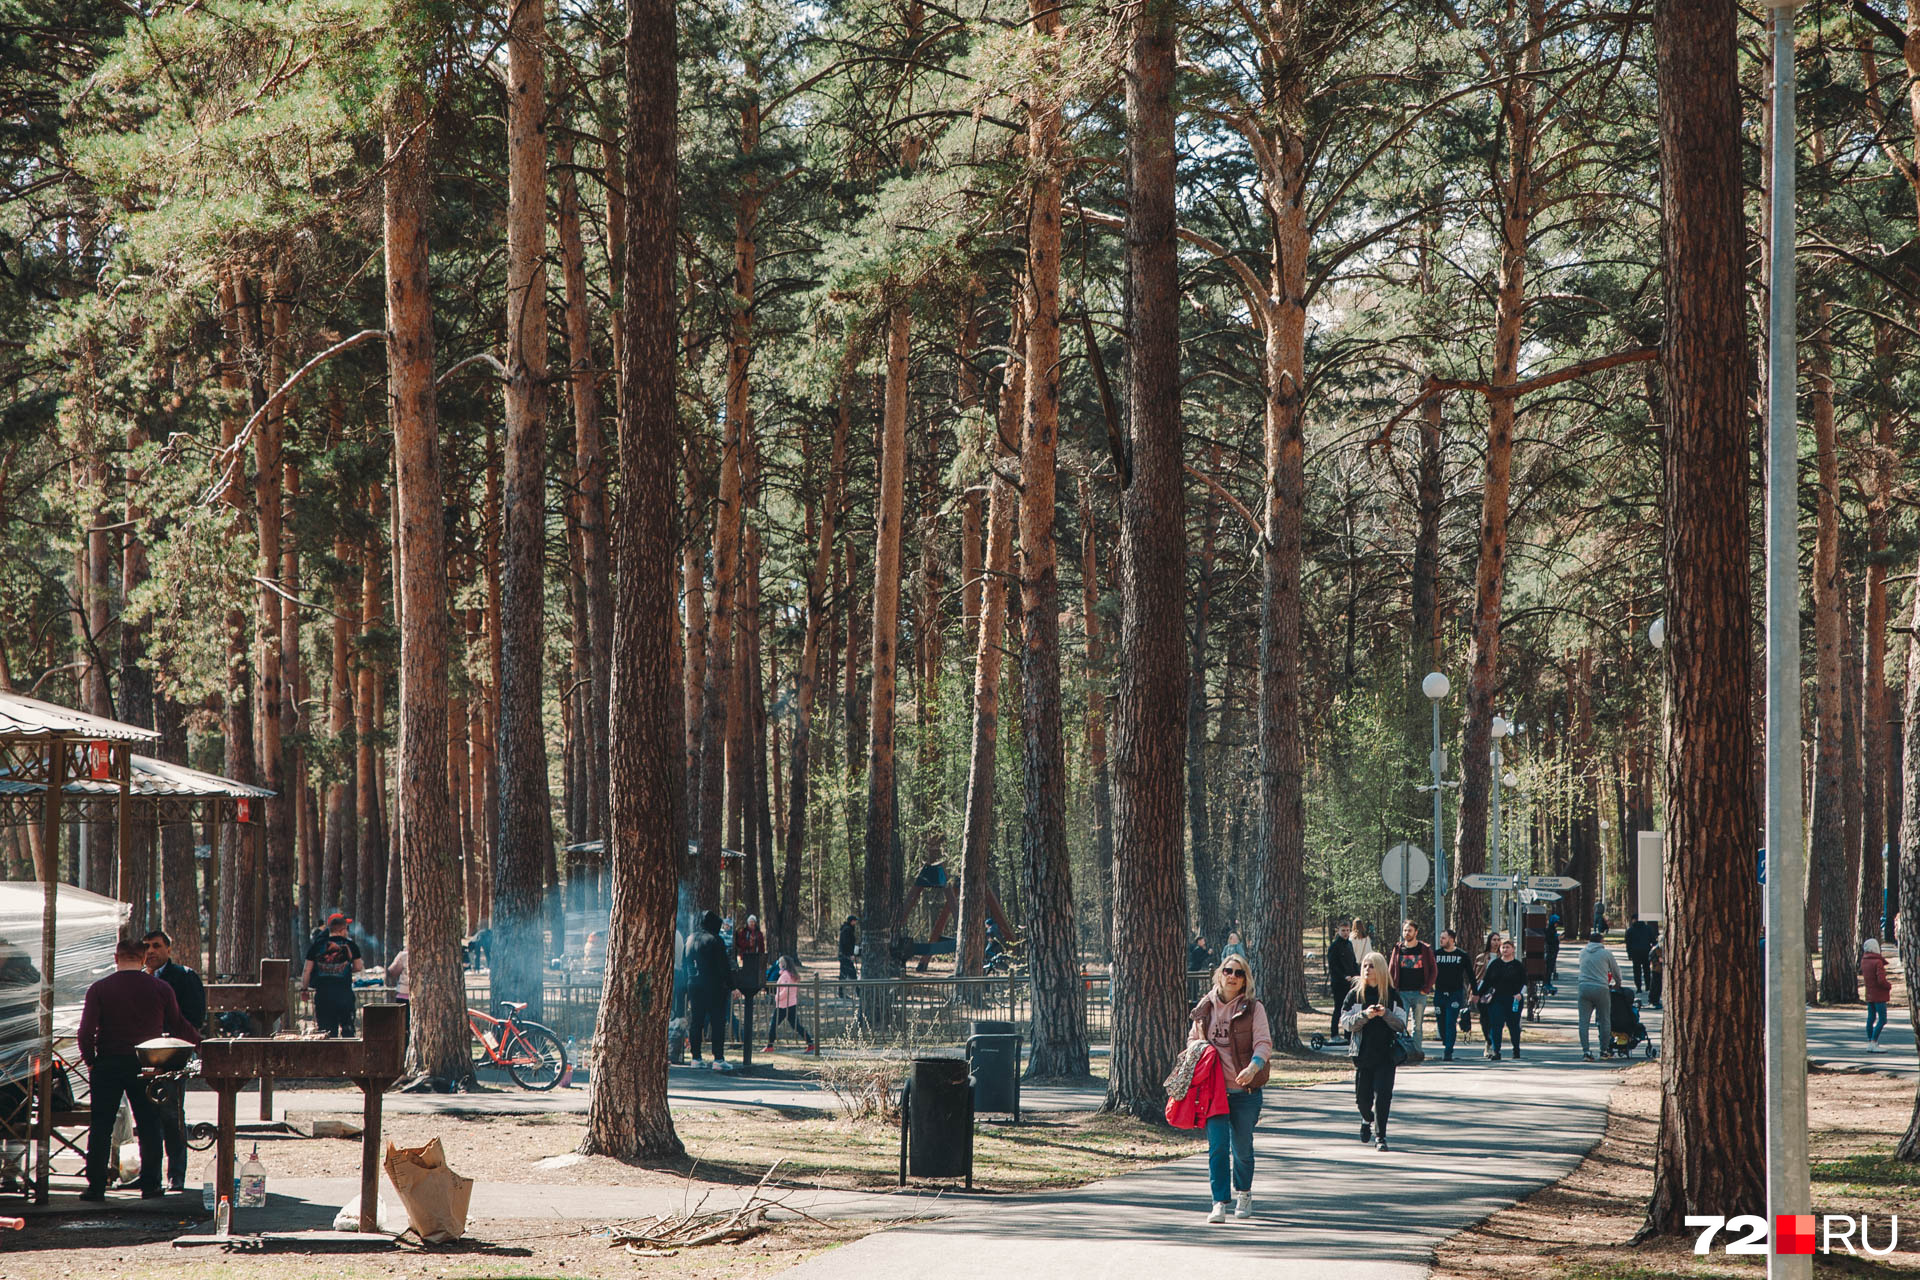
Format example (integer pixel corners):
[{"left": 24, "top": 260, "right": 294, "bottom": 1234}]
[{"left": 0, "top": 691, "right": 155, "bottom": 1200}]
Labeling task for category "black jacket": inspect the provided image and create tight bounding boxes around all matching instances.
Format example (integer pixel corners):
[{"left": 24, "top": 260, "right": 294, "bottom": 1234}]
[
  {"left": 686, "top": 912, "right": 732, "bottom": 996},
  {"left": 1476, "top": 957, "right": 1528, "bottom": 1004},
  {"left": 838, "top": 921, "right": 857, "bottom": 958},
  {"left": 1327, "top": 937, "right": 1360, "bottom": 985},
  {"left": 153, "top": 961, "right": 207, "bottom": 1031},
  {"left": 1624, "top": 920, "right": 1653, "bottom": 958},
  {"left": 1339, "top": 985, "right": 1405, "bottom": 1069}
]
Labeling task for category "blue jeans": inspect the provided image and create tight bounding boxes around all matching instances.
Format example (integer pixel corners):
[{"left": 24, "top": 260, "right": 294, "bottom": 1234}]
[
  {"left": 1433, "top": 990, "right": 1465, "bottom": 1055},
  {"left": 1868, "top": 1002, "right": 1889, "bottom": 1042},
  {"left": 1206, "top": 1089, "right": 1261, "bottom": 1204}
]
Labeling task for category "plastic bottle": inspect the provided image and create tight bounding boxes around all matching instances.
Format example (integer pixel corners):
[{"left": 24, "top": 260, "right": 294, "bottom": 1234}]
[
  {"left": 200, "top": 1154, "right": 217, "bottom": 1210},
  {"left": 239, "top": 1144, "right": 267, "bottom": 1207},
  {"left": 213, "top": 1195, "right": 231, "bottom": 1239}
]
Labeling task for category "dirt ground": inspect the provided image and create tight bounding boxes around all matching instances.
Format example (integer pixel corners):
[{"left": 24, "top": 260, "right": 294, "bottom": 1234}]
[
  {"left": 249, "top": 1105, "right": 1205, "bottom": 1194},
  {"left": 0, "top": 1103, "right": 1201, "bottom": 1280},
  {"left": 1434, "top": 1064, "right": 1920, "bottom": 1279}
]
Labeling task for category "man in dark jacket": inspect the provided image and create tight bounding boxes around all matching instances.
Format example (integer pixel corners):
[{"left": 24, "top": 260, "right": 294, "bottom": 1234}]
[
  {"left": 1623, "top": 917, "right": 1654, "bottom": 993},
  {"left": 1326, "top": 925, "right": 1360, "bottom": 1039},
  {"left": 142, "top": 929, "right": 204, "bottom": 1191},
  {"left": 77, "top": 940, "right": 200, "bottom": 1199},
  {"left": 685, "top": 911, "right": 732, "bottom": 1065},
  {"left": 837, "top": 916, "right": 858, "bottom": 995}
]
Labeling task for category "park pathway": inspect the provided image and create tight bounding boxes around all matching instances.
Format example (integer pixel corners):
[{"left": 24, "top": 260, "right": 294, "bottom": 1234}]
[{"left": 776, "top": 1020, "right": 1628, "bottom": 1280}]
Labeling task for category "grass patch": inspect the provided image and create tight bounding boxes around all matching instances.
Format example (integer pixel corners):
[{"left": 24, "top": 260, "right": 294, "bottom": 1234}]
[
  {"left": 668, "top": 1106, "right": 1203, "bottom": 1192},
  {"left": 1813, "top": 1154, "right": 1920, "bottom": 1191}
]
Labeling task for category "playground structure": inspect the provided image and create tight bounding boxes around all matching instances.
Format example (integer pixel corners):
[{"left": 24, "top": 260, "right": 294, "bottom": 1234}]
[{"left": 899, "top": 865, "right": 1016, "bottom": 972}]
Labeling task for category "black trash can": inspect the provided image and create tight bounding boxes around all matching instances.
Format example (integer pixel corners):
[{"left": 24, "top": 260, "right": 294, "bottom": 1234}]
[
  {"left": 899, "top": 1056, "right": 973, "bottom": 1187},
  {"left": 967, "top": 1033, "right": 1022, "bottom": 1120},
  {"left": 969, "top": 1019, "right": 1016, "bottom": 1038}
]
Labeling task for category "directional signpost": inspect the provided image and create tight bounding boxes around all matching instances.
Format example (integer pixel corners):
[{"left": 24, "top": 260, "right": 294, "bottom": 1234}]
[{"left": 1462, "top": 874, "right": 1581, "bottom": 944}]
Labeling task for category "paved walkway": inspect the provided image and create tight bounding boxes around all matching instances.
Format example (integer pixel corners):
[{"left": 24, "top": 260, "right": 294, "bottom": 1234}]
[{"left": 776, "top": 1034, "right": 1629, "bottom": 1280}]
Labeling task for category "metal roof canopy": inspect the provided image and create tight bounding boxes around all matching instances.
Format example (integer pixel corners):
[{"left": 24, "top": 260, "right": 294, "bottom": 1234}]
[
  {"left": 0, "top": 753, "right": 272, "bottom": 826},
  {"left": 0, "top": 690, "right": 159, "bottom": 744}
]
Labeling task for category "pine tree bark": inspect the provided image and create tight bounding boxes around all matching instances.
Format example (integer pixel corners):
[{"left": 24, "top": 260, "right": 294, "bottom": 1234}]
[
  {"left": 353, "top": 502, "right": 383, "bottom": 924},
  {"left": 780, "top": 374, "right": 847, "bottom": 961},
  {"left": 156, "top": 695, "right": 199, "bottom": 961},
  {"left": 256, "top": 260, "right": 292, "bottom": 959},
  {"left": 557, "top": 127, "right": 613, "bottom": 862},
  {"left": 1642, "top": 0, "right": 1764, "bottom": 1224},
  {"left": 496, "top": 0, "right": 552, "bottom": 1019},
  {"left": 1019, "top": 25, "right": 1088, "bottom": 1073},
  {"left": 582, "top": 0, "right": 683, "bottom": 1155},
  {"left": 862, "top": 300, "right": 911, "bottom": 1005},
  {"left": 121, "top": 418, "right": 154, "bottom": 934},
  {"left": 957, "top": 313, "right": 1022, "bottom": 979},
  {"left": 1449, "top": 10, "right": 1539, "bottom": 950},
  {"left": 1810, "top": 297, "right": 1856, "bottom": 1004},
  {"left": 1188, "top": 447, "right": 1222, "bottom": 951},
  {"left": 217, "top": 267, "right": 258, "bottom": 975},
  {"left": 1861, "top": 316, "right": 1896, "bottom": 947},
  {"left": 1106, "top": 0, "right": 1189, "bottom": 1116},
  {"left": 1081, "top": 477, "right": 1114, "bottom": 959},
  {"left": 384, "top": 48, "right": 470, "bottom": 1083}
]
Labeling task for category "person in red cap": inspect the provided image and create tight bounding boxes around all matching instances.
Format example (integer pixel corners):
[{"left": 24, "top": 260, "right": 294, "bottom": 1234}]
[{"left": 300, "top": 914, "right": 364, "bottom": 1036}]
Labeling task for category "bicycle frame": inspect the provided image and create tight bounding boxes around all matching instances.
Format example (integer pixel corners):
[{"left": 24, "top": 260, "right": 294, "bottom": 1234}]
[{"left": 467, "top": 1008, "right": 542, "bottom": 1067}]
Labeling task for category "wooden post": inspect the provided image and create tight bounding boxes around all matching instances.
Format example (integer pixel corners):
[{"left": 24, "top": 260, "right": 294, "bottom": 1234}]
[
  {"left": 33, "top": 742, "right": 66, "bottom": 1203},
  {"left": 215, "top": 1082, "right": 238, "bottom": 1213},
  {"left": 357, "top": 1077, "right": 381, "bottom": 1232},
  {"left": 115, "top": 746, "right": 133, "bottom": 920}
]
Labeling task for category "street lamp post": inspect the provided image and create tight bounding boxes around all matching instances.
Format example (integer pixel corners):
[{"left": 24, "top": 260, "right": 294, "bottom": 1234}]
[
  {"left": 1423, "top": 672, "right": 1451, "bottom": 944},
  {"left": 1763, "top": 0, "right": 1810, "bottom": 1271}
]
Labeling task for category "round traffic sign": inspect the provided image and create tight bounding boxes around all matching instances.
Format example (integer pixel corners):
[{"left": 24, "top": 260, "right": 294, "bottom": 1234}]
[{"left": 1383, "top": 843, "right": 1430, "bottom": 894}]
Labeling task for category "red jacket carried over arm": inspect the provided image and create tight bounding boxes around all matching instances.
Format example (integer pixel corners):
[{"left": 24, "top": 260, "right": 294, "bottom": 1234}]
[{"left": 1165, "top": 1045, "right": 1230, "bottom": 1130}]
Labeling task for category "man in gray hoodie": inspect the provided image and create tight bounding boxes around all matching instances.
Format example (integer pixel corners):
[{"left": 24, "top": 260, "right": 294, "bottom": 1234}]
[{"left": 1576, "top": 931, "right": 1622, "bottom": 1059}]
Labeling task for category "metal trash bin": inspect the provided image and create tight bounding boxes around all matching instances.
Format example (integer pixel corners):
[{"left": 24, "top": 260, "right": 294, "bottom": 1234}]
[
  {"left": 966, "top": 1032, "right": 1022, "bottom": 1120},
  {"left": 899, "top": 1056, "right": 973, "bottom": 1187},
  {"left": 970, "top": 1019, "right": 1015, "bottom": 1038}
]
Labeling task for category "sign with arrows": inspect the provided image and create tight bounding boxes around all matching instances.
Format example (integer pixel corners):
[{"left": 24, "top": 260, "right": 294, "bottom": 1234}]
[
  {"left": 1462, "top": 873, "right": 1516, "bottom": 890},
  {"left": 1526, "top": 875, "right": 1581, "bottom": 891}
]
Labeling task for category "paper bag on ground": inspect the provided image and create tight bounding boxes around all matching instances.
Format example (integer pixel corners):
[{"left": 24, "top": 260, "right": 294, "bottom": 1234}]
[{"left": 382, "top": 1138, "right": 473, "bottom": 1242}]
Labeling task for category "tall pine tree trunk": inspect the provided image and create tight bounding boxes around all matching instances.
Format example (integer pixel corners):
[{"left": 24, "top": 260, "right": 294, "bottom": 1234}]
[
  {"left": 1811, "top": 296, "right": 1855, "bottom": 1004},
  {"left": 1105, "top": 0, "right": 1189, "bottom": 1116},
  {"left": 957, "top": 313, "right": 1022, "bottom": 979},
  {"left": 1081, "top": 477, "right": 1114, "bottom": 960},
  {"left": 256, "top": 261, "right": 291, "bottom": 959},
  {"left": 1019, "top": 25, "right": 1088, "bottom": 1073},
  {"left": 385, "top": 43, "right": 468, "bottom": 1083},
  {"left": 1643, "top": 0, "right": 1764, "bottom": 1225},
  {"left": 1861, "top": 315, "right": 1895, "bottom": 947},
  {"left": 583, "top": 0, "right": 684, "bottom": 1155},
  {"left": 496, "top": 0, "right": 552, "bottom": 1018}
]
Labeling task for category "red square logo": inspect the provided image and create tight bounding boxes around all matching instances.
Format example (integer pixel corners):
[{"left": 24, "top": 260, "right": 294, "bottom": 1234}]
[{"left": 1775, "top": 1214, "right": 1816, "bottom": 1255}]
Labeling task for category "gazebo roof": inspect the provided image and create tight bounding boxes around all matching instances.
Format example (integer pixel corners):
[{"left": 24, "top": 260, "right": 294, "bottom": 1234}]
[
  {"left": 0, "top": 691, "right": 158, "bottom": 743},
  {"left": 1, "top": 753, "right": 272, "bottom": 801}
]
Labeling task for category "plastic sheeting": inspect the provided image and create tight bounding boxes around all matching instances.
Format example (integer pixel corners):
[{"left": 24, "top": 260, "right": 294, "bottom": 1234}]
[{"left": 0, "top": 883, "right": 128, "bottom": 1082}]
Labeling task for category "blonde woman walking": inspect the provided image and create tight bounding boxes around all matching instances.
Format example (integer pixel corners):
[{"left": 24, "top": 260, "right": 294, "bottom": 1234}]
[{"left": 1190, "top": 955, "right": 1272, "bottom": 1222}]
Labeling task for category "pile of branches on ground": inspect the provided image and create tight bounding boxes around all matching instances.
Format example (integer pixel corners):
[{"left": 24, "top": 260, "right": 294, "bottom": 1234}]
[{"left": 607, "top": 1163, "right": 812, "bottom": 1257}]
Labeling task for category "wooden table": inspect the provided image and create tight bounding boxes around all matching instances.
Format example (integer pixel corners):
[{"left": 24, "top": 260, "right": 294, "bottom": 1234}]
[
  {"left": 197, "top": 1003, "right": 405, "bottom": 1232},
  {"left": 205, "top": 959, "right": 293, "bottom": 1121}
]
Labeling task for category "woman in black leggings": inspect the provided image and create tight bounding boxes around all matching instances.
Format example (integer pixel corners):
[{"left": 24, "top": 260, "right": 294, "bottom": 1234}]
[
  {"left": 1339, "top": 952, "right": 1406, "bottom": 1151},
  {"left": 1475, "top": 938, "right": 1528, "bottom": 1060}
]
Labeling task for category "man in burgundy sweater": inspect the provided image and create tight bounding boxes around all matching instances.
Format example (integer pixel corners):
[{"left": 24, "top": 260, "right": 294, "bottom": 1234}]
[{"left": 76, "top": 939, "right": 200, "bottom": 1199}]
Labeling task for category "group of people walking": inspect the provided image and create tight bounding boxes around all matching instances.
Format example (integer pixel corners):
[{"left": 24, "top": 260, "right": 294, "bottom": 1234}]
[
  {"left": 1185, "top": 913, "right": 1664, "bottom": 1221},
  {"left": 682, "top": 910, "right": 813, "bottom": 1064}
]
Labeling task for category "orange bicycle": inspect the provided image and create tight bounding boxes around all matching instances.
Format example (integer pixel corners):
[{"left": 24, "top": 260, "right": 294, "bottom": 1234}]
[{"left": 468, "top": 1001, "right": 568, "bottom": 1090}]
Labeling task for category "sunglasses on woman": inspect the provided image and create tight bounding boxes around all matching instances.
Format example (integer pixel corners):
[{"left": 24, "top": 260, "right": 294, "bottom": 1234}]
[{"left": 1222, "top": 967, "right": 1247, "bottom": 977}]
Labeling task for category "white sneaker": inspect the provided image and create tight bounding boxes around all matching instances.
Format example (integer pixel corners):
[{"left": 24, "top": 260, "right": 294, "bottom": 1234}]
[
  {"left": 1235, "top": 1191, "right": 1252, "bottom": 1218},
  {"left": 1870, "top": 1042, "right": 1881, "bottom": 1053},
  {"left": 1208, "top": 1202, "right": 1228, "bottom": 1224}
]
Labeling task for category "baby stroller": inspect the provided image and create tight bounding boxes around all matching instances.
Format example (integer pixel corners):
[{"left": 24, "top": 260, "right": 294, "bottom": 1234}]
[{"left": 1609, "top": 987, "right": 1657, "bottom": 1059}]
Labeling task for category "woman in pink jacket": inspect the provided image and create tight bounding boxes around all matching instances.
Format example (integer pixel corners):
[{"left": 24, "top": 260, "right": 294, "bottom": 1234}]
[
  {"left": 765, "top": 956, "right": 814, "bottom": 1053},
  {"left": 1863, "top": 940, "right": 1892, "bottom": 1052}
]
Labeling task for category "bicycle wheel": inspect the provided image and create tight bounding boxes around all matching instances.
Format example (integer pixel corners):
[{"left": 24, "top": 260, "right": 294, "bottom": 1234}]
[{"left": 503, "top": 1021, "right": 567, "bottom": 1090}]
